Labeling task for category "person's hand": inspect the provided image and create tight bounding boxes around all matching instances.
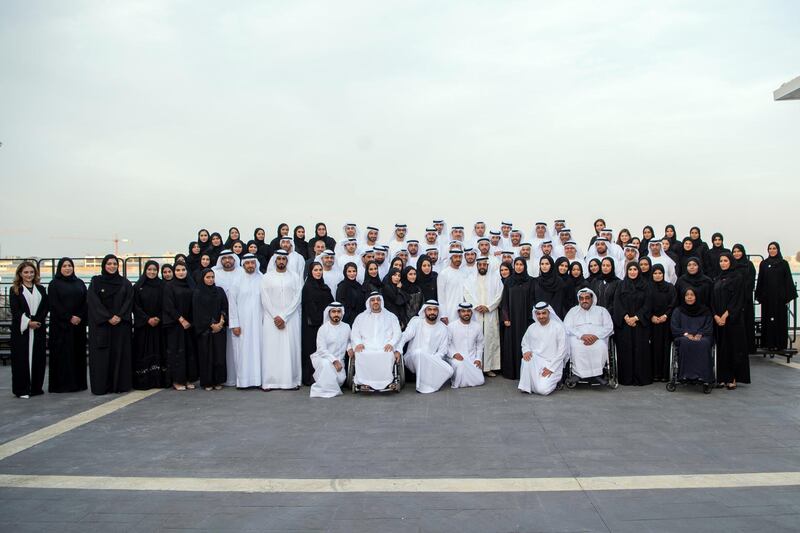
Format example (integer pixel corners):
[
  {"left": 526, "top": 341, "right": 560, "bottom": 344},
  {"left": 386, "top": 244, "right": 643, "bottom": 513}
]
[
  {"left": 651, "top": 316, "right": 659, "bottom": 324},
  {"left": 580, "top": 334, "right": 598, "bottom": 346},
  {"left": 522, "top": 351, "right": 532, "bottom": 361},
  {"left": 148, "top": 317, "right": 160, "bottom": 327},
  {"left": 211, "top": 322, "right": 222, "bottom": 334},
  {"left": 504, "top": 320, "right": 511, "bottom": 327},
  {"left": 274, "top": 316, "right": 285, "bottom": 329},
  {"left": 440, "top": 317, "right": 449, "bottom": 325},
  {"left": 453, "top": 353, "right": 464, "bottom": 361},
  {"left": 393, "top": 351, "right": 401, "bottom": 362},
  {"left": 109, "top": 315, "right": 121, "bottom": 326},
  {"left": 541, "top": 367, "right": 553, "bottom": 378},
  {"left": 355, "top": 344, "right": 365, "bottom": 353},
  {"left": 624, "top": 316, "right": 637, "bottom": 327},
  {"left": 474, "top": 360, "right": 482, "bottom": 368},
  {"left": 29, "top": 321, "right": 41, "bottom": 330},
  {"left": 70, "top": 316, "right": 82, "bottom": 326},
  {"left": 383, "top": 344, "right": 393, "bottom": 352},
  {"left": 179, "top": 317, "right": 191, "bottom": 330},
  {"left": 347, "top": 348, "right": 354, "bottom": 357},
  {"left": 232, "top": 327, "right": 241, "bottom": 337},
  {"left": 333, "top": 360, "right": 343, "bottom": 372},
  {"left": 475, "top": 305, "right": 489, "bottom": 314}
]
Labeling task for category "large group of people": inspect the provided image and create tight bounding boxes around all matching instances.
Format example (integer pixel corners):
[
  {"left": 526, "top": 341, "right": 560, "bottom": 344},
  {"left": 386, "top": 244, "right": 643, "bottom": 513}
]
[{"left": 8, "top": 219, "right": 797, "bottom": 399}]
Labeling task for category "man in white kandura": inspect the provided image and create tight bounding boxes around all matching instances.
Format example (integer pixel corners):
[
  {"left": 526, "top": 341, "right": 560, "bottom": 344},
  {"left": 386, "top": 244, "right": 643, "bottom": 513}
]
[
  {"left": 563, "top": 288, "right": 614, "bottom": 386},
  {"left": 436, "top": 249, "right": 467, "bottom": 325},
  {"left": 212, "top": 249, "right": 243, "bottom": 387},
  {"left": 309, "top": 302, "right": 352, "bottom": 398},
  {"left": 350, "top": 292, "right": 402, "bottom": 391},
  {"left": 463, "top": 256, "right": 502, "bottom": 376},
  {"left": 233, "top": 254, "right": 263, "bottom": 388},
  {"left": 401, "top": 300, "right": 453, "bottom": 393},
  {"left": 519, "top": 302, "right": 567, "bottom": 396},
  {"left": 260, "top": 250, "right": 303, "bottom": 390},
  {"left": 447, "top": 303, "right": 485, "bottom": 388}
]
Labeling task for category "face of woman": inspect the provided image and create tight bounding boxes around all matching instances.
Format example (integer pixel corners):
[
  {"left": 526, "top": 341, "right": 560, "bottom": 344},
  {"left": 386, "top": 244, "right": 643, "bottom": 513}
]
[
  {"left": 407, "top": 269, "right": 417, "bottom": 283},
  {"left": 191, "top": 243, "right": 200, "bottom": 254},
  {"left": 391, "top": 272, "right": 401, "bottom": 284},
  {"left": 712, "top": 236, "right": 722, "bottom": 247},
  {"left": 199, "top": 230, "right": 209, "bottom": 241},
  {"left": 317, "top": 225, "right": 327, "bottom": 237},
  {"left": 233, "top": 242, "right": 243, "bottom": 254},
  {"left": 768, "top": 244, "right": 778, "bottom": 257},
  {"left": 203, "top": 272, "right": 215, "bottom": 286},
  {"left": 421, "top": 261, "right": 432, "bottom": 275},
  {"left": 392, "top": 259, "right": 403, "bottom": 271},
  {"left": 105, "top": 258, "right": 118, "bottom": 275},
  {"left": 665, "top": 227, "right": 675, "bottom": 238},
  {"left": 687, "top": 262, "right": 699, "bottom": 275},
  {"left": 346, "top": 266, "right": 357, "bottom": 280},
  {"left": 539, "top": 259, "right": 550, "bottom": 273},
  {"left": 627, "top": 266, "right": 639, "bottom": 279},
  {"left": 690, "top": 228, "right": 700, "bottom": 239},
  {"left": 719, "top": 256, "right": 730, "bottom": 271},
  {"left": 162, "top": 268, "right": 173, "bottom": 280},
  {"left": 500, "top": 265, "right": 510, "bottom": 278},
  {"left": 174, "top": 265, "right": 187, "bottom": 279},
  {"left": 60, "top": 261, "right": 74, "bottom": 277},
  {"left": 200, "top": 256, "right": 211, "bottom": 268},
  {"left": 594, "top": 220, "right": 605, "bottom": 233},
  {"left": 211, "top": 235, "right": 222, "bottom": 246},
  {"left": 683, "top": 241, "right": 692, "bottom": 252},
  {"left": 601, "top": 261, "right": 613, "bottom": 274},
  {"left": 280, "top": 225, "right": 289, "bottom": 236},
  {"left": 514, "top": 261, "right": 525, "bottom": 274},
  {"left": 558, "top": 262, "right": 568, "bottom": 275},
  {"left": 230, "top": 229, "right": 239, "bottom": 240},
  {"left": 631, "top": 238, "right": 640, "bottom": 247},
  {"left": 652, "top": 269, "right": 664, "bottom": 282},
  {"left": 146, "top": 264, "right": 158, "bottom": 279},
  {"left": 684, "top": 290, "right": 696, "bottom": 305},
  {"left": 638, "top": 259, "right": 650, "bottom": 272},
  {"left": 732, "top": 248, "right": 743, "bottom": 260},
  {"left": 21, "top": 266, "right": 35, "bottom": 284},
  {"left": 620, "top": 231, "right": 630, "bottom": 243},
  {"left": 368, "top": 264, "right": 378, "bottom": 276},
  {"left": 643, "top": 227, "right": 653, "bottom": 239},
  {"left": 589, "top": 262, "right": 600, "bottom": 274},
  {"left": 248, "top": 244, "right": 258, "bottom": 253},
  {"left": 311, "top": 264, "right": 323, "bottom": 279},
  {"left": 571, "top": 265, "right": 582, "bottom": 278},
  {"left": 296, "top": 227, "right": 306, "bottom": 239},
  {"left": 256, "top": 229, "right": 265, "bottom": 241}
]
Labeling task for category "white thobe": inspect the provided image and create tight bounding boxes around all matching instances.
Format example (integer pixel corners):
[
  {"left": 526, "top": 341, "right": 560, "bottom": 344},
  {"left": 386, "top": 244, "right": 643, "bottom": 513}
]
[
  {"left": 213, "top": 266, "right": 243, "bottom": 387},
  {"left": 309, "top": 321, "right": 351, "bottom": 398},
  {"left": 388, "top": 238, "right": 407, "bottom": 258},
  {"left": 463, "top": 272, "right": 503, "bottom": 371},
  {"left": 447, "top": 319, "right": 485, "bottom": 388},
  {"left": 436, "top": 266, "right": 467, "bottom": 324},
  {"left": 260, "top": 270, "right": 302, "bottom": 389},
  {"left": 350, "top": 309, "right": 401, "bottom": 390},
  {"left": 518, "top": 321, "right": 566, "bottom": 395},
  {"left": 563, "top": 304, "right": 614, "bottom": 378},
  {"left": 233, "top": 271, "right": 263, "bottom": 387},
  {"left": 401, "top": 317, "right": 453, "bottom": 393},
  {"left": 335, "top": 253, "right": 360, "bottom": 273},
  {"left": 322, "top": 268, "right": 343, "bottom": 297}
]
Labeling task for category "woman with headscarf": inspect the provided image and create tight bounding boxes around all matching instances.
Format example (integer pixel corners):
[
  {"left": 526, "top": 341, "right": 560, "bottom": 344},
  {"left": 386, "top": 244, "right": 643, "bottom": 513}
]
[
  {"left": 732, "top": 243, "right": 757, "bottom": 354},
  {"left": 676, "top": 237, "right": 695, "bottom": 277},
  {"left": 223, "top": 226, "right": 241, "bottom": 248},
  {"left": 87, "top": 254, "right": 134, "bottom": 395},
  {"left": 588, "top": 218, "right": 606, "bottom": 248},
  {"left": 132, "top": 260, "right": 165, "bottom": 390},
  {"left": 639, "top": 225, "right": 655, "bottom": 256},
  {"left": 705, "top": 232, "right": 729, "bottom": 280},
  {"left": 567, "top": 262, "right": 589, "bottom": 310},
  {"left": 402, "top": 266, "right": 424, "bottom": 322},
  {"left": 590, "top": 258, "right": 619, "bottom": 317},
  {"left": 193, "top": 254, "right": 212, "bottom": 286},
  {"left": 301, "top": 262, "right": 333, "bottom": 385},
  {"left": 361, "top": 260, "right": 383, "bottom": 295},
  {"left": 586, "top": 258, "right": 602, "bottom": 284},
  {"left": 253, "top": 227, "right": 273, "bottom": 265},
  {"left": 206, "top": 232, "right": 224, "bottom": 264},
  {"left": 755, "top": 241, "right": 797, "bottom": 351},
  {"left": 9, "top": 261, "right": 48, "bottom": 398},
  {"left": 160, "top": 263, "right": 174, "bottom": 282},
  {"left": 533, "top": 256, "right": 567, "bottom": 319},
  {"left": 688, "top": 226, "right": 709, "bottom": 268},
  {"left": 230, "top": 239, "right": 245, "bottom": 259},
  {"left": 500, "top": 257, "right": 537, "bottom": 379},
  {"left": 269, "top": 223, "right": 290, "bottom": 250},
  {"left": 648, "top": 264, "right": 677, "bottom": 382},
  {"left": 162, "top": 262, "right": 197, "bottom": 390},
  {"left": 293, "top": 225, "right": 309, "bottom": 260},
  {"left": 675, "top": 257, "right": 714, "bottom": 308},
  {"left": 713, "top": 252, "right": 750, "bottom": 389},
  {"left": 381, "top": 267, "right": 410, "bottom": 328},
  {"left": 638, "top": 256, "right": 653, "bottom": 283},
  {"left": 664, "top": 224, "right": 679, "bottom": 252},
  {"left": 187, "top": 242, "right": 202, "bottom": 274},
  {"left": 670, "top": 288, "right": 715, "bottom": 384},
  {"left": 307, "top": 222, "right": 336, "bottom": 257},
  {"left": 47, "top": 258, "right": 88, "bottom": 393},
  {"left": 192, "top": 268, "right": 228, "bottom": 390},
  {"left": 197, "top": 228, "right": 211, "bottom": 253},
  {"left": 415, "top": 255, "right": 438, "bottom": 301},
  {"left": 613, "top": 262, "right": 652, "bottom": 386},
  {"left": 246, "top": 240, "right": 269, "bottom": 274},
  {"left": 336, "top": 262, "right": 365, "bottom": 327}
]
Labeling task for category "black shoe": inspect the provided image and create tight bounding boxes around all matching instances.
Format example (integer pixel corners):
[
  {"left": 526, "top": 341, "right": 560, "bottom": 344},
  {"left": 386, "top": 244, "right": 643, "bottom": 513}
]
[{"left": 595, "top": 376, "right": 609, "bottom": 387}]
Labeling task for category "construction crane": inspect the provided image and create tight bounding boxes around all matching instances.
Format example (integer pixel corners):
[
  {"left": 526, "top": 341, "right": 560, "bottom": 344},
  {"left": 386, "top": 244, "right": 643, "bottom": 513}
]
[{"left": 49, "top": 234, "right": 131, "bottom": 256}]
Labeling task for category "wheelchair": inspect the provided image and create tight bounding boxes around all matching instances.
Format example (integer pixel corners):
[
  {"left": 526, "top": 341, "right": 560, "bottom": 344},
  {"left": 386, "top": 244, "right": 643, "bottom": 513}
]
[
  {"left": 666, "top": 339, "right": 717, "bottom": 394},
  {"left": 345, "top": 352, "right": 406, "bottom": 393},
  {"left": 562, "top": 339, "right": 619, "bottom": 390}
]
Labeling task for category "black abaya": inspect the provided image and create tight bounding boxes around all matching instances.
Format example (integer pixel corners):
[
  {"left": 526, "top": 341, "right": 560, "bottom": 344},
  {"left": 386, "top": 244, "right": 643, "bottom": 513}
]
[
  {"left": 162, "top": 276, "right": 198, "bottom": 385},
  {"left": 648, "top": 274, "right": 677, "bottom": 381},
  {"left": 533, "top": 257, "right": 567, "bottom": 319},
  {"left": 500, "top": 261, "right": 536, "bottom": 379},
  {"left": 301, "top": 271, "right": 334, "bottom": 385},
  {"left": 47, "top": 259, "right": 88, "bottom": 393},
  {"left": 670, "top": 307, "right": 715, "bottom": 383},
  {"left": 755, "top": 245, "right": 797, "bottom": 350},
  {"left": 335, "top": 264, "right": 366, "bottom": 327},
  {"left": 712, "top": 258, "right": 750, "bottom": 384},
  {"left": 732, "top": 244, "right": 757, "bottom": 354},
  {"left": 613, "top": 268, "right": 652, "bottom": 386},
  {"left": 415, "top": 255, "right": 438, "bottom": 301},
  {"left": 10, "top": 285, "right": 48, "bottom": 397},
  {"left": 132, "top": 261, "right": 165, "bottom": 389},
  {"left": 192, "top": 273, "right": 228, "bottom": 387}
]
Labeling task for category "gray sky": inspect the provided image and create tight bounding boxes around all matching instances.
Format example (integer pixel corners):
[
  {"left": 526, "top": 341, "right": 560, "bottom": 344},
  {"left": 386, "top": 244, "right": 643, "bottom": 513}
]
[{"left": 1, "top": 0, "right": 798, "bottom": 259}]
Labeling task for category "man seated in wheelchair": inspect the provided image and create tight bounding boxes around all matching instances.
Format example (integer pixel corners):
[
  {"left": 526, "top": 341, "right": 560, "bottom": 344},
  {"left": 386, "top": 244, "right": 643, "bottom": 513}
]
[
  {"left": 563, "top": 288, "right": 614, "bottom": 386},
  {"left": 349, "top": 292, "right": 402, "bottom": 391},
  {"left": 670, "top": 288, "right": 714, "bottom": 383}
]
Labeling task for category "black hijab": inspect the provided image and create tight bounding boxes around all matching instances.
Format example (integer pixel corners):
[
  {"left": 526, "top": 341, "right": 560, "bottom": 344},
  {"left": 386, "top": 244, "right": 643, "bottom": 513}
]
[
  {"left": 664, "top": 224, "right": 679, "bottom": 250},
  {"left": 134, "top": 260, "right": 164, "bottom": 317},
  {"left": 507, "top": 257, "right": 531, "bottom": 287},
  {"left": 197, "top": 228, "right": 210, "bottom": 248},
  {"left": 207, "top": 232, "right": 224, "bottom": 260},
  {"left": 293, "top": 225, "right": 309, "bottom": 260},
  {"left": 679, "top": 288, "right": 710, "bottom": 317},
  {"left": 269, "top": 223, "right": 290, "bottom": 250},
  {"left": 569, "top": 261, "right": 589, "bottom": 292},
  {"left": 764, "top": 241, "right": 784, "bottom": 266},
  {"left": 638, "top": 256, "right": 653, "bottom": 282},
  {"left": 554, "top": 257, "right": 571, "bottom": 283},
  {"left": 600, "top": 257, "right": 618, "bottom": 282},
  {"left": 586, "top": 258, "right": 602, "bottom": 283},
  {"left": 639, "top": 225, "right": 655, "bottom": 256},
  {"left": 224, "top": 226, "right": 240, "bottom": 248},
  {"left": 187, "top": 241, "right": 202, "bottom": 272},
  {"left": 160, "top": 263, "right": 174, "bottom": 280},
  {"left": 50, "top": 257, "right": 87, "bottom": 319},
  {"left": 716, "top": 251, "right": 739, "bottom": 281},
  {"left": 619, "top": 262, "right": 648, "bottom": 293},
  {"left": 402, "top": 266, "right": 421, "bottom": 294},
  {"left": 253, "top": 227, "right": 267, "bottom": 247},
  {"left": 303, "top": 261, "right": 333, "bottom": 301},
  {"left": 92, "top": 254, "right": 125, "bottom": 295},
  {"left": 650, "top": 264, "right": 671, "bottom": 293},
  {"left": 415, "top": 255, "right": 438, "bottom": 300},
  {"left": 362, "top": 260, "right": 383, "bottom": 292},
  {"left": 731, "top": 243, "right": 751, "bottom": 270},
  {"left": 536, "top": 256, "right": 564, "bottom": 292},
  {"left": 54, "top": 257, "right": 79, "bottom": 282}
]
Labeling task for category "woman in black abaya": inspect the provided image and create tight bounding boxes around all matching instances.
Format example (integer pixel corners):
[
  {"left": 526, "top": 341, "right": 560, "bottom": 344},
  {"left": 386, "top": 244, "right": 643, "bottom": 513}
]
[
  {"left": 362, "top": 260, "right": 383, "bottom": 294},
  {"left": 223, "top": 226, "right": 241, "bottom": 248},
  {"left": 9, "top": 262, "right": 48, "bottom": 398},
  {"left": 307, "top": 222, "right": 337, "bottom": 257},
  {"left": 415, "top": 255, "right": 438, "bottom": 301},
  {"left": 705, "top": 232, "right": 729, "bottom": 280},
  {"left": 500, "top": 257, "right": 536, "bottom": 380},
  {"left": 755, "top": 241, "right": 797, "bottom": 351},
  {"left": 336, "top": 262, "right": 365, "bottom": 327},
  {"left": 192, "top": 268, "right": 228, "bottom": 390},
  {"left": 567, "top": 262, "right": 589, "bottom": 310},
  {"left": 193, "top": 254, "right": 212, "bottom": 286},
  {"left": 253, "top": 227, "right": 273, "bottom": 265},
  {"left": 675, "top": 257, "right": 713, "bottom": 308},
  {"left": 533, "top": 256, "right": 566, "bottom": 319},
  {"left": 381, "top": 268, "right": 410, "bottom": 328},
  {"left": 638, "top": 256, "right": 653, "bottom": 283},
  {"left": 732, "top": 243, "right": 757, "bottom": 354},
  {"left": 301, "top": 262, "right": 333, "bottom": 385},
  {"left": 613, "top": 262, "right": 652, "bottom": 386},
  {"left": 47, "top": 258, "right": 88, "bottom": 393},
  {"left": 163, "top": 263, "right": 198, "bottom": 390},
  {"left": 586, "top": 258, "right": 602, "bottom": 285},
  {"left": 670, "top": 288, "right": 714, "bottom": 384},
  {"left": 402, "top": 266, "right": 424, "bottom": 321},
  {"left": 187, "top": 242, "right": 202, "bottom": 273},
  {"left": 648, "top": 264, "right": 677, "bottom": 382},
  {"left": 269, "top": 223, "right": 290, "bottom": 250},
  {"left": 712, "top": 252, "right": 750, "bottom": 388},
  {"left": 639, "top": 225, "right": 655, "bottom": 256},
  {"left": 132, "top": 260, "right": 165, "bottom": 389},
  {"left": 590, "top": 258, "right": 619, "bottom": 317},
  {"left": 293, "top": 225, "right": 309, "bottom": 260},
  {"left": 87, "top": 254, "right": 134, "bottom": 395},
  {"left": 197, "top": 229, "right": 211, "bottom": 253},
  {"left": 207, "top": 232, "right": 224, "bottom": 263}
]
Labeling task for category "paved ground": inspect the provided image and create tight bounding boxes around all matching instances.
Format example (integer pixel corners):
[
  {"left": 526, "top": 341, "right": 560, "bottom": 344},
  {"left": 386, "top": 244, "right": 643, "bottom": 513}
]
[{"left": 0, "top": 355, "right": 798, "bottom": 532}]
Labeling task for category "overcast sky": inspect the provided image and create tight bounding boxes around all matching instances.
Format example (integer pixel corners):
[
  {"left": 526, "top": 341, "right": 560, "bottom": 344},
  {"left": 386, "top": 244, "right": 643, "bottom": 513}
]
[{"left": 1, "top": 1, "right": 798, "bottom": 259}]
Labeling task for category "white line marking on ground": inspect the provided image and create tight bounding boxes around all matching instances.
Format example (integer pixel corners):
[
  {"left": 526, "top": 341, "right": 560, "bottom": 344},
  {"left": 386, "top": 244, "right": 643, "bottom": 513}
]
[
  {"left": 0, "top": 472, "right": 798, "bottom": 493},
  {"left": 0, "top": 389, "right": 161, "bottom": 462}
]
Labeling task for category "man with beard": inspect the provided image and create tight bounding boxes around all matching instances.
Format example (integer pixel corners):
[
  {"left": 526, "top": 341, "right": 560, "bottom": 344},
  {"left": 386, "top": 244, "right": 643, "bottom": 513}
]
[
  {"left": 233, "top": 254, "right": 263, "bottom": 388},
  {"left": 320, "top": 250, "right": 343, "bottom": 295},
  {"left": 350, "top": 293, "right": 402, "bottom": 391},
  {"left": 388, "top": 223, "right": 408, "bottom": 257},
  {"left": 436, "top": 249, "right": 467, "bottom": 325},
  {"left": 212, "top": 249, "right": 243, "bottom": 387},
  {"left": 563, "top": 288, "right": 614, "bottom": 386},
  {"left": 309, "top": 302, "right": 352, "bottom": 398},
  {"left": 447, "top": 303, "right": 485, "bottom": 388},
  {"left": 519, "top": 303, "right": 567, "bottom": 396},
  {"left": 406, "top": 239, "right": 421, "bottom": 262},
  {"left": 463, "top": 257, "right": 503, "bottom": 376},
  {"left": 400, "top": 300, "right": 453, "bottom": 393}
]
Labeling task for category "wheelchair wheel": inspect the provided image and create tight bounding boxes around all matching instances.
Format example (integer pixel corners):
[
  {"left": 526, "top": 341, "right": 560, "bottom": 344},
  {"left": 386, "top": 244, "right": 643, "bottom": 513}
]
[
  {"left": 348, "top": 357, "right": 358, "bottom": 394},
  {"left": 565, "top": 379, "right": 577, "bottom": 389},
  {"left": 607, "top": 341, "right": 619, "bottom": 389},
  {"left": 397, "top": 355, "right": 406, "bottom": 389},
  {"left": 666, "top": 381, "right": 677, "bottom": 392}
]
